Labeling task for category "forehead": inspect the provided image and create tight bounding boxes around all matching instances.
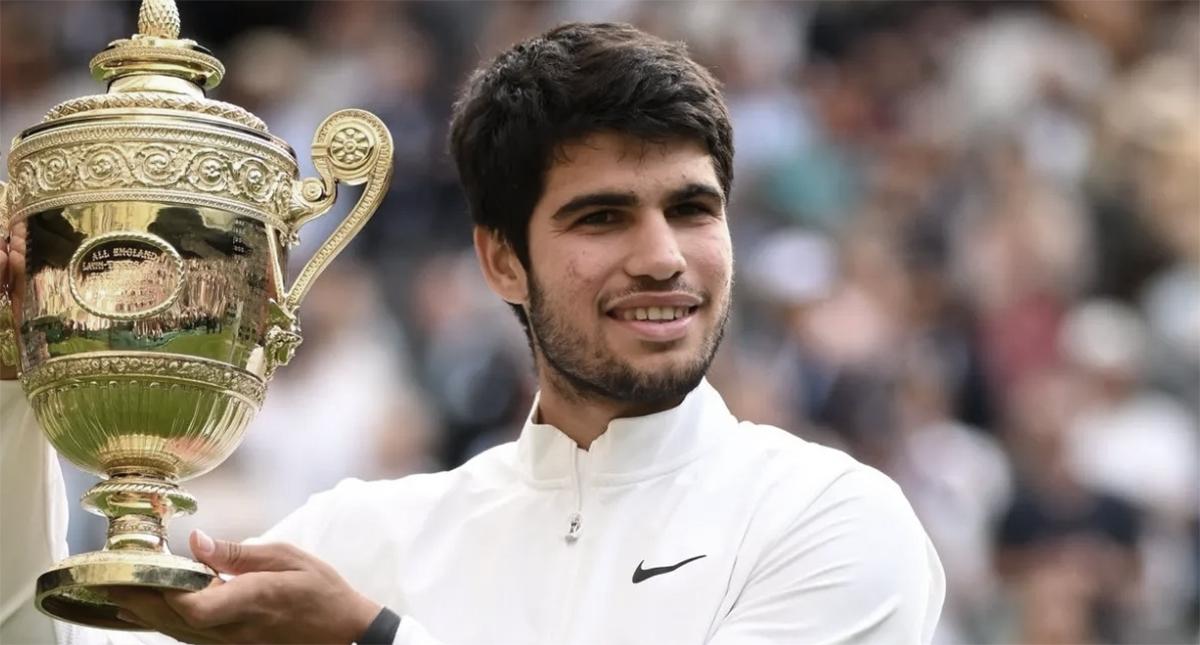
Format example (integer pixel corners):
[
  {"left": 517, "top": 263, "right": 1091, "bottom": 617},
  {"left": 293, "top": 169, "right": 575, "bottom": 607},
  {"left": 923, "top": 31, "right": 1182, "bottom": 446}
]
[{"left": 537, "top": 132, "right": 719, "bottom": 209}]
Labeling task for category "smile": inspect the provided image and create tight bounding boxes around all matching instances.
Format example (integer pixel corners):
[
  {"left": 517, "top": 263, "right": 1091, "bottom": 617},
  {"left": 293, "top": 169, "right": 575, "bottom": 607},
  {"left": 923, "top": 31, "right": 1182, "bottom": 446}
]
[
  {"left": 605, "top": 305, "right": 699, "bottom": 342},
  {"left": 613, "top": 306, "right": 697, "bottom": 322}
]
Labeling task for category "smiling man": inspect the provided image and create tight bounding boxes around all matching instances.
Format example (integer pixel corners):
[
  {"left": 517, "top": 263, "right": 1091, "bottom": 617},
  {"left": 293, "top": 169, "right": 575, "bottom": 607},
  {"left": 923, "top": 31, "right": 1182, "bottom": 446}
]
[{"left": 1, "top": 22, "right": 943, "bottom": 645}]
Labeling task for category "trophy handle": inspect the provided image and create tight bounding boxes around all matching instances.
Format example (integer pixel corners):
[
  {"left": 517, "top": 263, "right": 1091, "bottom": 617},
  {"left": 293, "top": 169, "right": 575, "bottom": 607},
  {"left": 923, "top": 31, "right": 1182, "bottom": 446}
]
[
  {"left": 0, "top": 179, "right": 17, "bottom": 369},
  {"left": 262, "top": 109, "right": 393, "bottom": 376}
]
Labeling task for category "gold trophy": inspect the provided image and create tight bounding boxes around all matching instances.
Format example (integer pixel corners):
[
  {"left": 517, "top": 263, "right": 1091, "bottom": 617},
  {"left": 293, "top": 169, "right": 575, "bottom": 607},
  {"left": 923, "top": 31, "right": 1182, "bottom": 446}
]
[{"left": 0, "top": 0, "right": 393, "bottom": 629}]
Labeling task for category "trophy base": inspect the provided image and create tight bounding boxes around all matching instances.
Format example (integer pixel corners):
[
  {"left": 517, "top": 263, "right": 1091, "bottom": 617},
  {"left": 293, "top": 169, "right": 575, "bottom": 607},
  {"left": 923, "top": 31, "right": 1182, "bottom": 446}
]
[{"left": 35, "top": 550, "right": 215, "bottom": 630}]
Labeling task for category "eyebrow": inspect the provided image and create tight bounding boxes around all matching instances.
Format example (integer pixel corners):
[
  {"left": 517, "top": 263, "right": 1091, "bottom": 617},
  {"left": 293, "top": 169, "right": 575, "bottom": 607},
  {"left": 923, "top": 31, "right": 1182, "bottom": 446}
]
[
  {"left": 667, "top": 182, "right": 726, "bottom": 206},
  {"left": 550, "top": 182, "right": 725, "bottom": 220}
]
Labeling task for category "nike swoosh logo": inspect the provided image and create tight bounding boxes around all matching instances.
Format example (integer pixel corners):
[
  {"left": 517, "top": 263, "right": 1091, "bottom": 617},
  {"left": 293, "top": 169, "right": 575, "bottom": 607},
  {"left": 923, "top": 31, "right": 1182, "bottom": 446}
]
[{"left": 632, "top": 554, "right": 707, "bottom": 583}]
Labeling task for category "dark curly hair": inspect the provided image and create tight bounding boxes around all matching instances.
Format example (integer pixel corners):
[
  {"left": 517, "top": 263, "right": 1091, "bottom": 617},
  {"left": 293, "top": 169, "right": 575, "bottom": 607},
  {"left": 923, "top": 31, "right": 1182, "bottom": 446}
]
[{"left": 449, "top": 22, "right": 734, "bottom": 270}]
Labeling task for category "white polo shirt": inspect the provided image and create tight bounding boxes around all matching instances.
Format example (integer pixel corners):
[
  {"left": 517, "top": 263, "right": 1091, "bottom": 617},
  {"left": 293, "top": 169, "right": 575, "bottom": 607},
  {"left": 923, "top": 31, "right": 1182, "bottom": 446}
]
[{"left": 2, "top": 379, "right": 944, "bottom": 644}]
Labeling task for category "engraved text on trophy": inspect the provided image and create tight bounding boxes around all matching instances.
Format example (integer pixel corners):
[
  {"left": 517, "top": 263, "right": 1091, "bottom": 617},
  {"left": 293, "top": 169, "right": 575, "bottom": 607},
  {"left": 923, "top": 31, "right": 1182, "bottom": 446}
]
[{"left": 69, "top": 233, "right": 184, "bottom": 320}]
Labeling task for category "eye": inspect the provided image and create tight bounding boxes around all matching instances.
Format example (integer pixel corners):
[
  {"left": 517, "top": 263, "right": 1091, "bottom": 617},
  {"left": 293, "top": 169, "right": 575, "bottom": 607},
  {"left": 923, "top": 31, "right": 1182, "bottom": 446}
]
[
  {"left": 575, "top": 210, "right": 621, "bottom": 227},
  {"left": 668, "top": 202, "right": 714, "bottom": 218}
]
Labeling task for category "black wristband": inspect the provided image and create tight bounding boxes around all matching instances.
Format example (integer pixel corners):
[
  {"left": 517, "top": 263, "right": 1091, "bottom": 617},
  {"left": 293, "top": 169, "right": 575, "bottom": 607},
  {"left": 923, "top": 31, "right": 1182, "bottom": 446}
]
[{"left": 356, "top": 606, "right": 401, "bottom": 645}]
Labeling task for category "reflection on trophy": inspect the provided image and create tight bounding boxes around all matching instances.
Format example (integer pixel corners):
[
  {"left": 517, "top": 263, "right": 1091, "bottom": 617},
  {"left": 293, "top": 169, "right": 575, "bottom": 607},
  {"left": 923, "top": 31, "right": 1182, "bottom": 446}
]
[{"left": 0, "top": 0, "right": 393, "bottom": 629}]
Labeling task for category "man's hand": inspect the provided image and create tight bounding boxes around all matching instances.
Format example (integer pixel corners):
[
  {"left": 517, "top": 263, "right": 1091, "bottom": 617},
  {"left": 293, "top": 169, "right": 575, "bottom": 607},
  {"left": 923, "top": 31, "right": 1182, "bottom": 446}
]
[{"left": 111, "top": 530, "right": 382, "bottom": 644}]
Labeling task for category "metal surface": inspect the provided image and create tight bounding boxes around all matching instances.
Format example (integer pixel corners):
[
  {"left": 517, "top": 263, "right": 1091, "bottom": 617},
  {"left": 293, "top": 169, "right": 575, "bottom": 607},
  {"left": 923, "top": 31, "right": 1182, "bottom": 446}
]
[{"left": 0, "top": 0, "right": 393, "bottom": 628}]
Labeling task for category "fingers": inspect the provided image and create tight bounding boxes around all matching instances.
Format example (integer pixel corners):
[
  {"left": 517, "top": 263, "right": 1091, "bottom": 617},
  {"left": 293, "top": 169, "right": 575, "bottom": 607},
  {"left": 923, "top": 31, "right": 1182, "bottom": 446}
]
[
  {"left": 0, "top": 236, "right": 8, "bottom": 289},
  {"left": 7, "top": 222, "right": 25, "bottom": 284},
  {"left": 161, "top": 577, "right": 260, "bottom": 630},
  {"left": 109, "top": 587, "right": 222, "bottom": 644},
  {"left": 191, "top": 529, "right": 305, "bottom": 575}
]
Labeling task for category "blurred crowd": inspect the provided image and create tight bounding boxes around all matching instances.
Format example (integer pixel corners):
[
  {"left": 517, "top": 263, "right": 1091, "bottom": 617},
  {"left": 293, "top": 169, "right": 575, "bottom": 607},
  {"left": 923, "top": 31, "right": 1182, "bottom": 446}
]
[{"left": 2, "top": 1, "right": 1197, "bottom": 643}]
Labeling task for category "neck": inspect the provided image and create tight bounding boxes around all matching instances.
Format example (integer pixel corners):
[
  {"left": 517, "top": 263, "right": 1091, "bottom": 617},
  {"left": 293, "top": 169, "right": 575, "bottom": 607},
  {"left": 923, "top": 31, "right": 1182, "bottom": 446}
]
[{"left": 534, "top": 367, "right": 685, "bottom": 450}]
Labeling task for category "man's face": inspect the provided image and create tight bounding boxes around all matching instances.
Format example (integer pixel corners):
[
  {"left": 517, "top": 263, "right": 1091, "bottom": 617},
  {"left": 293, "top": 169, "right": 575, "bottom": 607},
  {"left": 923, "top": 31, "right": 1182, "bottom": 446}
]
[{"left": 523, "top": 131, "right": 733, "bottom": 405}]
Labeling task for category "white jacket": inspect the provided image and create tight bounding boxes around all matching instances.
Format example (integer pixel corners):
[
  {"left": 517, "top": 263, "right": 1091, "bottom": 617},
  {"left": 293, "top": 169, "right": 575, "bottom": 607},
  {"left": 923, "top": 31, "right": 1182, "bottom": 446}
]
[{"left": 1, "top": 379, "right": 944, "bottom": 644}]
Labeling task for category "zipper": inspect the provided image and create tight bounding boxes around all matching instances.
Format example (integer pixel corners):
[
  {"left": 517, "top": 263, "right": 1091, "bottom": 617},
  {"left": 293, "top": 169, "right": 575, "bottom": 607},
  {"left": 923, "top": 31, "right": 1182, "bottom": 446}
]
[
  {"left": 551, "top": 447, "right": 587, "bottom": 644},
  {"left": 566, "top": 447, "right": 583, "bottom": 541}
]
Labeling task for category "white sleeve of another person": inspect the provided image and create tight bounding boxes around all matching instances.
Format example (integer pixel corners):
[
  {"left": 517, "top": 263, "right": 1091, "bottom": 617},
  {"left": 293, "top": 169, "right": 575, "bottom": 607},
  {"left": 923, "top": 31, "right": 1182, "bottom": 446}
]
[{"left": 1, "top": 380, "right": 175, "bottom": 645}]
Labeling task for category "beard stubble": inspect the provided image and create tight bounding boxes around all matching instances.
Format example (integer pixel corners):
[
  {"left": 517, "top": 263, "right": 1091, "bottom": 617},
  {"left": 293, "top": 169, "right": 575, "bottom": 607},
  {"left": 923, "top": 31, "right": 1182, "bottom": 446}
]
[{"left": 525, "top": 271, "right": 730, "bottom": 408}]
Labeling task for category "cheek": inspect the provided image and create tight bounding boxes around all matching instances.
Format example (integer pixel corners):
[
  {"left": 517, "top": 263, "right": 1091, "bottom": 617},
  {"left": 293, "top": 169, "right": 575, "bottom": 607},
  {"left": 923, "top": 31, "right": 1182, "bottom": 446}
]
[
  {"left": 543, "top": 248, "right": 607, "bottom": 313},
  {"left": 686, "top": 228, "right": 733, "bottom": 287}
]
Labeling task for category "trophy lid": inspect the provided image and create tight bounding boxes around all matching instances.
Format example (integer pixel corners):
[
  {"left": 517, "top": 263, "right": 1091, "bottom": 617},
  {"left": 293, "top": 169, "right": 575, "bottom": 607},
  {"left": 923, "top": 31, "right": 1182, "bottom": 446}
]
[{"left": 39, "top": 0, "right": 268, "bottom": 133}]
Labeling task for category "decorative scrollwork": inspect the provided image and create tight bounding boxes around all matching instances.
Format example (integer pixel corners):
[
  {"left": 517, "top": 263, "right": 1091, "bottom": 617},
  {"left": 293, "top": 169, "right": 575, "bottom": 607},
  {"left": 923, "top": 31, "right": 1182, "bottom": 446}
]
[
  {"left": 233, "top": 158, "right": 275, "bottom": 202},
  {"left": 37, "top": 150, "right": 76, "bottom": 191},
  {"left": 185, "top": 150, "right": 231, "bottom": 192},
  {"left": 44, "top": 93, "right": 266, "bottom": 131},
  {"left": 8, "top": 125, "right": 296, "bottom": 230},
  {"left": 330, "top": 126, "right": 372, "bottom": 169},
  {"left": 263, "top": 299, "right": 302, "bottom": 379},
  {"left": 133, "top": 143, "right": 188, "bottom": 184},
  {"left": 21, "top": 353, "right": 266, "bottom": 405},
  {"left": 79, "top": 144, "right": 134, "bottom": 189},
  {"left": 281, "top": 109, "right": 392, "bottom": 312}
]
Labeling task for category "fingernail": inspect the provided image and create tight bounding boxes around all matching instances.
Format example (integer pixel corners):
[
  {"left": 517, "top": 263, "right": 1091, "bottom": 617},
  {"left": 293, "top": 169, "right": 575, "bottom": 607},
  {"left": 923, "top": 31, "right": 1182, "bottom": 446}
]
[{"left": 194, "top": 529, "right": 215, "bottom": 556}]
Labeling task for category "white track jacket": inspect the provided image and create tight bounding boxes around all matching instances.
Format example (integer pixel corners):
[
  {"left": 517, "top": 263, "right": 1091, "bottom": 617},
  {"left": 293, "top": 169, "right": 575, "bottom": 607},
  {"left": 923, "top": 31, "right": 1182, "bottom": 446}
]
[{"left": 1, "top": 379, "right": 944, "bottom": 644}]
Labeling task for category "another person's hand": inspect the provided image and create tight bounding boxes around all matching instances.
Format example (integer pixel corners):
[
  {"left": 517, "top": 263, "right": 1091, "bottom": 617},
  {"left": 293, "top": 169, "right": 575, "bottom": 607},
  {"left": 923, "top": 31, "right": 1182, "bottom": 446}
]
[
  {"left": 111, "top": 531, "right": 382, "bottom": 644},
  {"left": 1, "top": 233, "right": 17, "bottom": 381}
]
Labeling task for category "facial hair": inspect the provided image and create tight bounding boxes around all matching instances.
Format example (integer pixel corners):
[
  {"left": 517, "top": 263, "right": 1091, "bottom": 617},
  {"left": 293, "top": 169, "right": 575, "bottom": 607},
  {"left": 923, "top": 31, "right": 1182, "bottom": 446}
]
[{"left": 525, "top": 271, "right": 730, "bottom": 407}]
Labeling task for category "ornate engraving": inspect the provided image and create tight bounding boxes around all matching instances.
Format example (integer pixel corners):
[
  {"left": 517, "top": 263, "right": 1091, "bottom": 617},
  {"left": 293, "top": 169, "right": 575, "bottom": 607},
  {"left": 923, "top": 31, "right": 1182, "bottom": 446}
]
[
  {"left": 138, "top": 0, "right": 180, "bottom": 39},
  {"left": 13, "top": 121, "right": 290, "bottom": 165},
  {"left": 90, "top": 46, "right": 224, "bottom": 82},
  {"left": 133, "top": 143, "right": 188, "bottom": 184},
  {"left": 282, "top": 110, "right": 393, "bottom": 312},
  {"left": 263, "top": 299, "right": 303, "bottom": 379},
  {"left": 21, "top": 353, "right": 266, "bottom": 405},
  {"left": 330, "top": 126, "right": 371, "bottom": 168},
  {"left": 67, "top": 232, "right": 185, "bottom": 321},
  {"left": 45, "top": 93, "right": 267, "bottom": 131},
  {"left": 8, "top": 125, "right": 295, "bottom": 229},
  {"left": 79, "top": 144, "right": 134, "bottom": 189},
  {"left": 186, "top": 150, "right": 232, "bottom": 192},
  {"left": 37, "top": 149, "right": 76, "bottom": 191},
  {"left": 110, "top": 515, "right": 163, "bottom": 532},
  {"left": 84, "top": 478, "right": 198, "bottom": 519}
]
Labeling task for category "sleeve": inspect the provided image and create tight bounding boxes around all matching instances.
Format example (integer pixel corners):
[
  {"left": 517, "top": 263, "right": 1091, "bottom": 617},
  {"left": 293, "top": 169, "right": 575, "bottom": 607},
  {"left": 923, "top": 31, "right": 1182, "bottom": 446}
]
[
  {"left": 1, "top": 379, "right": 69, "bottom": 643},
  {"left": 1, "top": 380, "right": 176, "bottom": 645},
  {"left": 254, "top": 485, "right": 453, "bottom": 645},
  {"left": 707, "top": 467, "right": 946, "bottom": 645}
]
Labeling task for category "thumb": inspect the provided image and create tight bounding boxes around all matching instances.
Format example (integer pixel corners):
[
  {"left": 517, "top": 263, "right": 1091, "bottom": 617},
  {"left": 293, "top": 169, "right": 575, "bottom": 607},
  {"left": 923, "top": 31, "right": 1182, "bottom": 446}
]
[{"left": 190, "top": 529, "right": 302, "bottom": 575}]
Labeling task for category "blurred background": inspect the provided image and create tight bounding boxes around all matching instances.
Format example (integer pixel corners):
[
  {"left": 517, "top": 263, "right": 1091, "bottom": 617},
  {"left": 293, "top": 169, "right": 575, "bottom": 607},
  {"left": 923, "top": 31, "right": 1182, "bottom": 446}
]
[{"left": 2, "top": 1, "right": 1197, "bottom": 643}]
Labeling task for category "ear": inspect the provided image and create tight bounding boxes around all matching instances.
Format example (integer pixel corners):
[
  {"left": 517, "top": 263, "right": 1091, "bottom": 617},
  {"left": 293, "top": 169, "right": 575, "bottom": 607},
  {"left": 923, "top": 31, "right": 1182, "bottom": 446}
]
[{"left": 473, "top": 226, "right": 529, "bottom": 306}]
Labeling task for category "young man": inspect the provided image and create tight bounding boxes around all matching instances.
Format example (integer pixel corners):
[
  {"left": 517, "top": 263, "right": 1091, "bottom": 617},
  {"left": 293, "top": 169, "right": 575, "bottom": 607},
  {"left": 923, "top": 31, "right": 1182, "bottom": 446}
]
[{"left": 0, "top": 23, "right": 944, "bottom": 644}]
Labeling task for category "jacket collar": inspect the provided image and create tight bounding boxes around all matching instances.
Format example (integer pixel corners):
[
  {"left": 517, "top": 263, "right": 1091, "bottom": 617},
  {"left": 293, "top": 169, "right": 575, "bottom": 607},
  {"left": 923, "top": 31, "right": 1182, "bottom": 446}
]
[{"left": 515, "top": 379, "right": 731, "bottom": 486}]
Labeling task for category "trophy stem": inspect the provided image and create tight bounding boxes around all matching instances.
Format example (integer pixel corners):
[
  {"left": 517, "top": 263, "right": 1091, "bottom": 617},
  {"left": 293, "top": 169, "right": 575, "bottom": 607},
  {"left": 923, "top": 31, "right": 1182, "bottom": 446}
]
[
  {"left": 34, "top": 473, "right": 214, "bottom": 629},
  {"left": 82, "top": 471, "right": 197, "bottom": 553}
]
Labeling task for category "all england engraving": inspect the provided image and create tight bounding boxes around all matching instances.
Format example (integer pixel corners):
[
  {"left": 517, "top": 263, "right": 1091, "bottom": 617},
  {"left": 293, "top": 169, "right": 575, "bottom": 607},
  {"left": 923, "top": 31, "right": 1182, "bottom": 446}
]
[{"left": 67, "top": 233, "right": 185, "bottom": 321}]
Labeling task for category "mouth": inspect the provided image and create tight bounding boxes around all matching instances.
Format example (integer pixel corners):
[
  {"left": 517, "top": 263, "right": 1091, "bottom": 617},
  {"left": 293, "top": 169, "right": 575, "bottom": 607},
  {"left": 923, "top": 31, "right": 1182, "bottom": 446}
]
[
  {"left": 609, "top": 305, "right": 699, "bottom": 322},
  {"left": 605, "top": 305, "right": 700, "bottom": 342}
]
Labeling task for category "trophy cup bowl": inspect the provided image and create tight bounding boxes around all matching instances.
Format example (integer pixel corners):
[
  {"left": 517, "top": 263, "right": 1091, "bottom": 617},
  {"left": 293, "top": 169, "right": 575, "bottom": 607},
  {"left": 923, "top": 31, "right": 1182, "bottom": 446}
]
[{"left": 0, "top": 0, "right": 393, "bottom": 629}]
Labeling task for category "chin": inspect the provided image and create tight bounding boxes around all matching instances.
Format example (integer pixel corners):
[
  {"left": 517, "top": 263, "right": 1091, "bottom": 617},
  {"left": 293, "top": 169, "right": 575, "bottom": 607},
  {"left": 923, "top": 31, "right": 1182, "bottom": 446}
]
[{"left": 623, "top": 354, "right": 706, "bottom": 384}]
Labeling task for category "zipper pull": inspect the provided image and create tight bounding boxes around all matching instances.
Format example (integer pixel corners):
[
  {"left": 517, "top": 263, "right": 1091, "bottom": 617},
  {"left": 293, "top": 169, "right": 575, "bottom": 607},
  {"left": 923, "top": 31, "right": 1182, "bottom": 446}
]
[{"left": 566, "top": 512, "right": 582, "bottom": 542}]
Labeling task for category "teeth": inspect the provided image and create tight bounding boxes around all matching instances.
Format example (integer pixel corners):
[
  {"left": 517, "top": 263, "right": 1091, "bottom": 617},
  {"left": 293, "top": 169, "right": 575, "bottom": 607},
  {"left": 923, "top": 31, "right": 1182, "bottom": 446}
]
[{"left": 615, "top": 306, "right": 694, "bottom": 322}]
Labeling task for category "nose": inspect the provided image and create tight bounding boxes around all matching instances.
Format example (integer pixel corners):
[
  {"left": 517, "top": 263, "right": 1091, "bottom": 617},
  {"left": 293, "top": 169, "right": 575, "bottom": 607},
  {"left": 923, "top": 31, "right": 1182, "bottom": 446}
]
[{"left": 624, "top": 212, "right": 686, "bottom": 281}]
